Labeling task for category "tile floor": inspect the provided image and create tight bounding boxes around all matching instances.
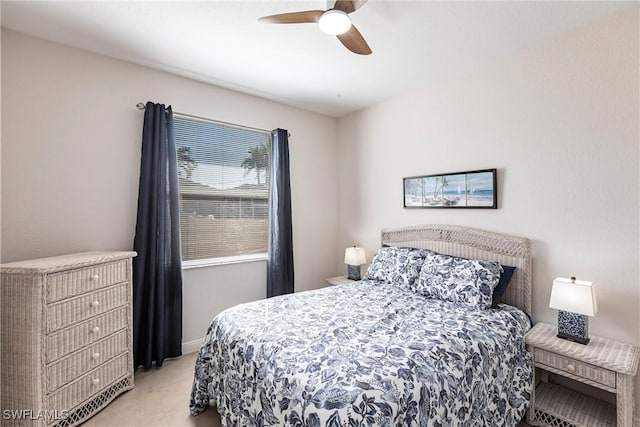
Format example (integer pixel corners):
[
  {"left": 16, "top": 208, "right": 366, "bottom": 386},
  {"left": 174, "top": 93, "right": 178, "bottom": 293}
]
[
  {"left": 86, "top": 352, "right": 531, "bottom": 426},
  {"left": 85, "top": 352, "right": 219, "bottom": 427}
]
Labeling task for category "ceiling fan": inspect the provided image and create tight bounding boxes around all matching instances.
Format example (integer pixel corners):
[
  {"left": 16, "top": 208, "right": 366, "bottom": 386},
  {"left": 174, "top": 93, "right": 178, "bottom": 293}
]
[{"left": 258, "top": 0, "right": 372, "bottom": 55}]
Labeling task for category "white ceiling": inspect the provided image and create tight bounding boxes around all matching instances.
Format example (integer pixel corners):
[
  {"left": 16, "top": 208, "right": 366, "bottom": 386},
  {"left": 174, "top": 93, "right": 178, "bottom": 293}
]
[{"left": 1, "top": 1, "right": 633, "bottom": 117}]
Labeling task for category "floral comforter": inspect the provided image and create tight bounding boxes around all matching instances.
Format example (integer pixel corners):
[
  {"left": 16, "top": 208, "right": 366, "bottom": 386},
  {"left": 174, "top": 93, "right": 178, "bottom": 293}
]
[{"left": 190, "top": 280, "right": 532, "bottom": 426}]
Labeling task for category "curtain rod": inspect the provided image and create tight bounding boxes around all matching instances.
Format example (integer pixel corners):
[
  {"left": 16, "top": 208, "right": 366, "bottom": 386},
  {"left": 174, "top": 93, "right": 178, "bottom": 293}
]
[{"left": 136, "top": 102, "right": 281, "bottom": 136}]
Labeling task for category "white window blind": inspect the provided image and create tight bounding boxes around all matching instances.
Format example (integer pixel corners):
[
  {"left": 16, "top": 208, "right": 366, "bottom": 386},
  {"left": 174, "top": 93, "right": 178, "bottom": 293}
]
[{"left": 174, "top": 116, "right": 271, "bottom": 262}]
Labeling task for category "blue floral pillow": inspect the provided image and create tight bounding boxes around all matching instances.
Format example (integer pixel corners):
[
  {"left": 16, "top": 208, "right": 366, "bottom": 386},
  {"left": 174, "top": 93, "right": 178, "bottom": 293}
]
[
  {"left": 412, "top": 252, "right": 502, "bottom": 310},
  {"left": 363, "top": 246, "right": 429, "bottom": 288}
]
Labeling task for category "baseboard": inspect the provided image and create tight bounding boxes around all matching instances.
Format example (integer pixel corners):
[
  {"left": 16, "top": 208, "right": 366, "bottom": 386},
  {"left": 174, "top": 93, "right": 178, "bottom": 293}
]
[{"left": 182, "top": 338, "right": 202, "bottom": 355}]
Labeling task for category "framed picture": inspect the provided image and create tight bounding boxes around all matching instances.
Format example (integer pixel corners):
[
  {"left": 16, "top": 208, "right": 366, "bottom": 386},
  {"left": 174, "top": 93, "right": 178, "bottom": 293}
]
[{"left": 403, "top": 168, "right": 497, "bottom": 209}]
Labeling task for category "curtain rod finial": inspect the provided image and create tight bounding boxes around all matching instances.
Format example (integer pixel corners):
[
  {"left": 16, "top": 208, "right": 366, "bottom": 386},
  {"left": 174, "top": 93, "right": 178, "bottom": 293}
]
[{"left": 136, "top": 102, "right": 146, "bottom": 110}]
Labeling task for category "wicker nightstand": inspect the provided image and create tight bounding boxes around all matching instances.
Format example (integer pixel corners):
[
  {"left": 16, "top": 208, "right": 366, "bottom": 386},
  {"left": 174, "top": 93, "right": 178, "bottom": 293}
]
[
  {"left": 525, "top": 322, "right": 639, "bottom": 427},
  {"left": 325, "top": 275, "right": 355, "bottom": 286}
]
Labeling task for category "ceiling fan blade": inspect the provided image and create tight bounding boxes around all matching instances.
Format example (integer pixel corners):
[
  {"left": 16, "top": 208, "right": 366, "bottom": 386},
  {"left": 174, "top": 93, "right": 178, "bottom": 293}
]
[
  {"left": 333, "top": 0, "right": 368, "bottom": 14},
  {"left": 337, "top": 25, "right": 372, "bottom": 55},
  {"left": 258, "top": 10, "right": 324, "bottom": 24}
]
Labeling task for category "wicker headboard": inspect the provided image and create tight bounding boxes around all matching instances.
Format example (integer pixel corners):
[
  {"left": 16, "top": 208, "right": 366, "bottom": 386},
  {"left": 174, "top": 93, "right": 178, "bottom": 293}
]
[{"left": 381, "top": 224, "right": 531, "bottom": 316}]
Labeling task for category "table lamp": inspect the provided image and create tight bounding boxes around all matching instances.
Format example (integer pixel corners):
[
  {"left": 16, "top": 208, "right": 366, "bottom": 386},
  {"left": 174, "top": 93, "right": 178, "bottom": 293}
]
[
  {"left": 344, "top": 247, "right": 366, "bottom": 281},
  {"left": 549, "top": 276, "right": 597, "bottom": 345}
]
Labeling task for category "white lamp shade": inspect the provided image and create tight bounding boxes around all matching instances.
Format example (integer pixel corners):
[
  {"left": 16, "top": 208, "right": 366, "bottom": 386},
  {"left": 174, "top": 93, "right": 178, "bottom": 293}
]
[
  {"left": 344, "top": 247, "right": 366, "bottom": 266},
  {"left": 549, "top": 277, "right": 597, "bottom": 316},
  {"left": 318, "top": 10, "right": 352, "bottom": 35}
]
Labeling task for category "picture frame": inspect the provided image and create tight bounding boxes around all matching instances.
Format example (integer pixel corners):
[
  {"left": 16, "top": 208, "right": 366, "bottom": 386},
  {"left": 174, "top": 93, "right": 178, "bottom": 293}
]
[{"left": 403, "top": 168, "right": 497, "bottom": 209}]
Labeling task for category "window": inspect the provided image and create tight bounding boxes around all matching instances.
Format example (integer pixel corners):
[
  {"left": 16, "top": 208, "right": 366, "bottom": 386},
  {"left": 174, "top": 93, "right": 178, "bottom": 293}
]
[{"left": 174, "top": 116, "right": 271, "bottom": 263}]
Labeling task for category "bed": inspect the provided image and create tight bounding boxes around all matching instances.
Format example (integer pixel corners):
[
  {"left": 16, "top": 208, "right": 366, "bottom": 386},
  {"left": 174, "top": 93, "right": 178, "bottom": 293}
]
[{"left": 190, "top": 224, "right": 533, "bottom": 426}]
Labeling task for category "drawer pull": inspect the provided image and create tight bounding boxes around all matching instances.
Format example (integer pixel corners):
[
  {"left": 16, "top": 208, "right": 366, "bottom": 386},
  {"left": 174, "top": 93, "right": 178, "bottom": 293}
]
[
  {"left": 91, "top": 300, "right": 100, "bottom": 307},
  {"left": 92, "top": 378, "right": 101, "bottom": 386},
  {"left": 92, "top": 352, "right": 101, "bottom": 360},
  {"left": 90, "top": 326, "right": 100, "bottom": 334},
  {"left": 90, "top": 274, "right": 100, "bottom": 281},
  {"left": 567, "top": 363, "right": 576, "bottom": 372}
]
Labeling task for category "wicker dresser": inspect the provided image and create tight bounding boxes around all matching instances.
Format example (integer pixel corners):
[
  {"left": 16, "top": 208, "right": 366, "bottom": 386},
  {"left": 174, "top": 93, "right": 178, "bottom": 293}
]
[
  {"left": 526, "top": 322, "right": 639, "bottom": 427},
  {"left": 1, "top": 251, "right": 137, "bottom": 426}
]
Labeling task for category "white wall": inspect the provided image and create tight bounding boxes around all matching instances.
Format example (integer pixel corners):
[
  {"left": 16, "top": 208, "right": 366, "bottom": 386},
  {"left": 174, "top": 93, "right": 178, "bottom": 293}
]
[
  {"left": 1, "top": 29, "right": 339, "bottom": 344},
  {"left": 337, "top": 6, "right": 640, "bottom": 407}
]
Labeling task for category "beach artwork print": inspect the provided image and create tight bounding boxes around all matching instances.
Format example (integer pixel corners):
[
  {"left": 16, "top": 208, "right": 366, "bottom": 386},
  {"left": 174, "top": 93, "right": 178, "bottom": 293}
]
[{"left": 403, "top": 169, "right": 497, "bottom": 209}]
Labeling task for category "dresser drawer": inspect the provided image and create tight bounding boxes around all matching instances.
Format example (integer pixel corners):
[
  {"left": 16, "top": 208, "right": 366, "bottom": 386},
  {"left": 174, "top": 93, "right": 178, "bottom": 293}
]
[
  {"left": 47, "top": 283, "right": 129, "bottom": 333},
  {"left": 46, "top": 260, "right": 128, "bottom": 303},
  {"left": 534, "top": 348, "right": 616, "bottom": 389},
  {"left": 47, "top": 352, "right": 130, "bottom": 413},
  {"left": 46, "top": 307, "right": 128, "bottom": 363},
  {"left": 47, "top": 330, "right": 128, "bottom": 392}
]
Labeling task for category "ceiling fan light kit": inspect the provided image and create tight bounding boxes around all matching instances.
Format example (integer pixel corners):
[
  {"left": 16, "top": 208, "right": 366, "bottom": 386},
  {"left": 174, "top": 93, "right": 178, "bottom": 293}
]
[
  {"left": 318, "top": 10, "right": 351, "bottom": 35},
  {"left": 259, "top": 0, "right": 372, "bottom": 55}
]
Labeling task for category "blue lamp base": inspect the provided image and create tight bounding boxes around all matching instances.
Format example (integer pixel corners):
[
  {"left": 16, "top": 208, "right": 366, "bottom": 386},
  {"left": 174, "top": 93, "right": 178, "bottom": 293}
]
[
  {"left": 347, "top": 264, "right": 361, "bottom": 281},
  {"left": 557, "top": 310, "right": 590, "bottom": 345}
]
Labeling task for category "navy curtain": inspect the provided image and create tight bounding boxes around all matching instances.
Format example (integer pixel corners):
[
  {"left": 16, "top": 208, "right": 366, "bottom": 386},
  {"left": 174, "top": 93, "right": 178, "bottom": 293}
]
[
  {"left": 267, "top": 128, "right": 294, "bottom": 297},
  {"left": 132, "top": 101, "right": 183, "bottom": 369}
]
